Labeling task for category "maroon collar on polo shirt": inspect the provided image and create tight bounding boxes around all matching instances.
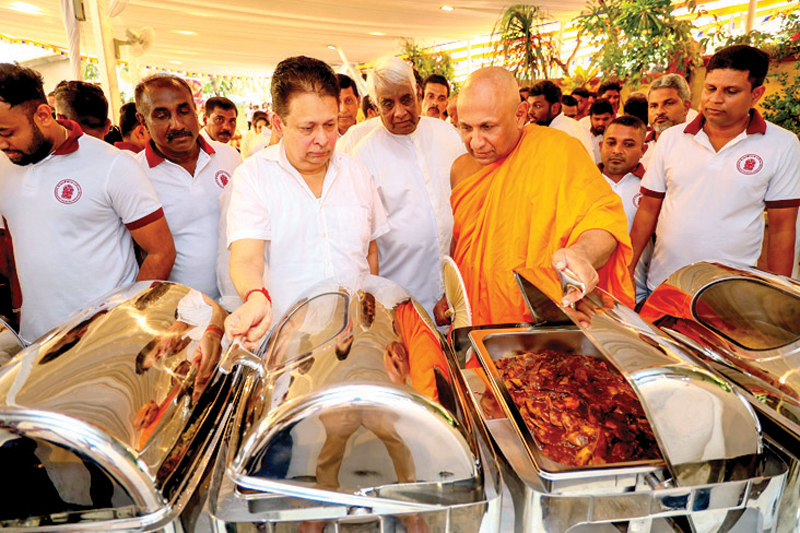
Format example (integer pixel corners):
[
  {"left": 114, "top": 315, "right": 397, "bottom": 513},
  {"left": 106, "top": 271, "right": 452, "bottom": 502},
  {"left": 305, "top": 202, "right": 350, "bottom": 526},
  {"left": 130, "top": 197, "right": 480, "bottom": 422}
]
[
  {"left": 144, "top": 133, "right": 216, "bottom": 168},
  {"left": 645, "top": 129, "right": 656, "bottom": 143},
  {"left": 683, "top": 109, "right": 767, "bottom": 136},
  {"left": 52, "top": 120, "right": 84, "bottom": 156},
  {"left": 598, "top": 162, "right": 646, "bottom": 179}
]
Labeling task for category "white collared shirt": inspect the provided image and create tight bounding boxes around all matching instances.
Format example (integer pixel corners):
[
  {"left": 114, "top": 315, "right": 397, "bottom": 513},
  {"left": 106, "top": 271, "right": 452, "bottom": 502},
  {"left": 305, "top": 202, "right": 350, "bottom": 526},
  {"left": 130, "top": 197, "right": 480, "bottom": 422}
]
[
  {"left": 641, "top": 111, "right": 800, "bottom": 290},
  {"left": 0, "top": 121, "right": 163, "bottom": 341},
  {"left": 348, "top": 117, "right": 465, "bottom": 317},
  {"left": 226, "top": 142, "right": 389, "bottom": 319},
  {"left": 136, "top": 136, "right": 241, "bottom": 299}
]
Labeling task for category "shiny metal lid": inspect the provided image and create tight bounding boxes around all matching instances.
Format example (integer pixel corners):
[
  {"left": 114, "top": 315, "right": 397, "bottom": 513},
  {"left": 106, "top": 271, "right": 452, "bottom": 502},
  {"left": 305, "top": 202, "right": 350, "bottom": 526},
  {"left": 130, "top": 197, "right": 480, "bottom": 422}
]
[
  {"left": 640, "top": 261, "right": 800, "bottom": 446},
  {"left": 0, "top": 281, "right": 231, "bottom": 530},
  {"left": 512, "top": 269, "right": 762, "bottom": 485},
  {"left": 221, "top": 275, "right": 497, "bottom": 513}
]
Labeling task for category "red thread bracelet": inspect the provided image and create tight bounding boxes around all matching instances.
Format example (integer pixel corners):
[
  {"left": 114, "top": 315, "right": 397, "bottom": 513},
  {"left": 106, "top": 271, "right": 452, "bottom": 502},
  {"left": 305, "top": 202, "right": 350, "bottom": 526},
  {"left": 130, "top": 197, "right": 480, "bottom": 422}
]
[
  {"left": 245, "top": 287, "right": 272, "bottom": 304},
  {"left": 205, "top": 325, "right": 224, "bottom": 337}
]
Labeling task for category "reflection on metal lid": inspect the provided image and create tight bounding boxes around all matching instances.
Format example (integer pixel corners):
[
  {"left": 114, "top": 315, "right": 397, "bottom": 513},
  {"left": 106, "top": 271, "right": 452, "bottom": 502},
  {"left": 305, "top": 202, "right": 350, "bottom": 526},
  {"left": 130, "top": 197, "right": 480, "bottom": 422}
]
[
  {"left": 212, "top": 274, "right": 502, "bottom": 525},
  {"left": 694, "top": 278, "right": 800, "bottom": 351},
  {"left": 0, "top": 281, "right": 233, "bottom": 530},
  {"left": 232, "top": 384, "right": 478, "bottom": 507},
  {"left": 267, "top": 291, "right": 350, "bottom": 372}
]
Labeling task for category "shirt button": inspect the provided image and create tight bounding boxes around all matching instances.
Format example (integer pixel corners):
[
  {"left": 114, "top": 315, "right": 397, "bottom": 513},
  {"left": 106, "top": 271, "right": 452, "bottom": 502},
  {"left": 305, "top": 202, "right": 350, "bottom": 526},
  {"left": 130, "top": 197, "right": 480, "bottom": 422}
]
[{"left": 323, "top": 233, "right": 327, "bottom": 239}]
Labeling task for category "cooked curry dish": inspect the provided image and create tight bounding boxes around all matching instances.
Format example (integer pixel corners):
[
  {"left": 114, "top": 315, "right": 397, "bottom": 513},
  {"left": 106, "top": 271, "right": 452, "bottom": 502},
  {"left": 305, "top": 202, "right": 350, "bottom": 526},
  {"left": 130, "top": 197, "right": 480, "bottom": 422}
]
[{"left": 496, "top": 351, "right": 661, "bottom": 466}]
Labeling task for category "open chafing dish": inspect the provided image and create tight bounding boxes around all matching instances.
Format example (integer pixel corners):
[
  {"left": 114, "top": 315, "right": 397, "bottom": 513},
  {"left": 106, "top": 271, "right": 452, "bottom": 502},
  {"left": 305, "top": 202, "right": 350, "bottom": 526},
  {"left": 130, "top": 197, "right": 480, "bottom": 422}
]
[
  {"left": 0, "top": 281, "right": 233, "bottom": 532},
  {"left": 639, "top": 261, "right": 800, "bottom": 533},
  {"left": 206, "top": 274, "right": 503, "bottom": 532},
  {"left": 459, "top": 270, "right": 789, "bottom": 532}
]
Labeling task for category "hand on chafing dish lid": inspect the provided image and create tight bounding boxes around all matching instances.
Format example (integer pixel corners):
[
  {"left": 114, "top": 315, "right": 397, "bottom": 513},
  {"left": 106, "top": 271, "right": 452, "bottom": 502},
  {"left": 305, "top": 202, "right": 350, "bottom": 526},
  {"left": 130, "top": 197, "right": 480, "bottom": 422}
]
[
  {"left": 224, "top": 290, "right": 273, "bottom": 351},
  {"left": 553, "top": 248, "right": 597, "bottom": 307}
]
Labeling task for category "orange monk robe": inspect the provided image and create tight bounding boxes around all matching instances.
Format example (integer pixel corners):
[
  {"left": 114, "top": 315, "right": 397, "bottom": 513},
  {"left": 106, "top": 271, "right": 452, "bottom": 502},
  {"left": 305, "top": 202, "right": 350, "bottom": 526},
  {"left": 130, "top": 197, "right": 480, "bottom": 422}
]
[
  {"left": 394, "top": 301, "right": 449, "bottom": 401},
  {"left": 451, "top": 124, "right": 634, "bottom": 326}
]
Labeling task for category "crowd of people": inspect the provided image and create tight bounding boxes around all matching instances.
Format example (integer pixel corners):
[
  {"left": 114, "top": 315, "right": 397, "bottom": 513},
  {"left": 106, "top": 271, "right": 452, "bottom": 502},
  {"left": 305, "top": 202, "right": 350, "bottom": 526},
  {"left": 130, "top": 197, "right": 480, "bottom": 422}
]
[{"left": 0, "top": 42, "right": 797, "bottom": 347}]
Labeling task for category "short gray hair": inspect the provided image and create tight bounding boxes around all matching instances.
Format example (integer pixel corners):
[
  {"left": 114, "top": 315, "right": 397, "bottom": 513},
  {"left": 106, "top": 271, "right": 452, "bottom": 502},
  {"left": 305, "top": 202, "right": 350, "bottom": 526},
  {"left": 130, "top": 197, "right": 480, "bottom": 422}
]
[
  {"left": 367, "top": 56, "right": 416, "bottom": 106},
  {"left": 648, "top": 74, "right": 691, "bottom": 103}
]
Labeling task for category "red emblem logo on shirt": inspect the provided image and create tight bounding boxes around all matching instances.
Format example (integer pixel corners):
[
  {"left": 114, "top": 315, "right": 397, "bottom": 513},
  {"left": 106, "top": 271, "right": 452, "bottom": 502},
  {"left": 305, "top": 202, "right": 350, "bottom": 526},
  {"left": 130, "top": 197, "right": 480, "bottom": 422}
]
[
  {"left": 632, "top": 192, "right": 642, "bottom": 209},
  {"left": 736, "top": 154, "right": 763, "bottom": 175},
  {"left": 54, "top": 179, "right": 82, "bottom": 204},
  {"left": 214, "top": 170, "right": 231, "bottom": 189}
]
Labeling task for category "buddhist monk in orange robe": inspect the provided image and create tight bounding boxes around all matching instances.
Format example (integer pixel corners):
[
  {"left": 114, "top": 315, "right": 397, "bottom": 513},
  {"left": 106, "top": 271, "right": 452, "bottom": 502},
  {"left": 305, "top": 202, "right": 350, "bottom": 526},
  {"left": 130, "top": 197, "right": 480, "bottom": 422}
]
[{"left": 438, "top": 67, "right": 634, "bottom": 326}]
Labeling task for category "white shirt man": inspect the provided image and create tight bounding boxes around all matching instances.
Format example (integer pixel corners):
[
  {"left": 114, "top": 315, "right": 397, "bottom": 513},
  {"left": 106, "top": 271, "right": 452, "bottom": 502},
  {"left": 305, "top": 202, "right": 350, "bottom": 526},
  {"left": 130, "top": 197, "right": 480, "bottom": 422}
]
[
  {"left": 347, "top": 57, "right": 465, "bottom": 319},
  {"left": 643, "top": 74, "right": 694, "bottom": 169},
  {"left": 138, "top": 136, "right": 240, "bottom": 299},
  {"left": 631, "top": 47, "right": 800, "bottom": 294},
  {"left": 598, "top": 117, "right": 652, "bottom": 303},
  {"left": 135, "top": 75, "right": 242, "bottom": 301},
  {"left": 0, "top": 122, "right": 169, "bottom": 341},
  {"left": 226, "top": 142, "right": 389, "bottom": 319}
]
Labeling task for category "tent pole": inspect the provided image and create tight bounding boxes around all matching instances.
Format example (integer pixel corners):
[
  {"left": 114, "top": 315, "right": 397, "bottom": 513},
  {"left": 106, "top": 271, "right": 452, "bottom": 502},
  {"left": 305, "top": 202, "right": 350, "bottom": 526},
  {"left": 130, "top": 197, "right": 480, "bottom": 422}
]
[
  {"left": 744, "top": 0, "right": 758, "bottom": 33},
  {"left": 87, "top": 0, "right": 122, "bottom": 123}
]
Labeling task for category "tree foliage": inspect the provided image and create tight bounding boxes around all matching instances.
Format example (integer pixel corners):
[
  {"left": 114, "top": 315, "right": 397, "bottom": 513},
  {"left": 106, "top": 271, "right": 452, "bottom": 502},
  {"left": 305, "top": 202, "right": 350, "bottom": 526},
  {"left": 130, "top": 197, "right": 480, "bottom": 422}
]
[
  {"left": 491, "top": 5, "right": 582, "bottom": 83},
  {"left": 400, "top": 39, "right": 456, "bottom": 85},
  {"left": 761, "top": 62, "right": 800, "bottom": 138},
  {"left": 573, "top": 0, "right": 701, "bottom": 87}
]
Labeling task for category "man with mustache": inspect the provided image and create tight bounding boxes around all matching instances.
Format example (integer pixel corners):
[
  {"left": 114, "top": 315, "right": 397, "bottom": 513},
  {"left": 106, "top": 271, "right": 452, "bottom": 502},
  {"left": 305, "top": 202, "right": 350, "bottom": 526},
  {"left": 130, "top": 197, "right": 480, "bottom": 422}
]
[
  {"left": 135, "top": 74, "right": 241, "bottom": 300},
  {"left": 641, "top": 73, "right": 695, "bottom": 169},
  {"left": 201, "top": 96, "right": 239, "bottom": 145},
  {"left": 0, "top": 63, "right": 175, "bottom": 341},
  {"left": 336, "top": 74, "right": 361, "bottom": 136},
  {"left": 599, "top": 116, "right": 651, "bottom": 304},
  {"left": 630, "top": 45, "right": 800, "bottom": 296}
]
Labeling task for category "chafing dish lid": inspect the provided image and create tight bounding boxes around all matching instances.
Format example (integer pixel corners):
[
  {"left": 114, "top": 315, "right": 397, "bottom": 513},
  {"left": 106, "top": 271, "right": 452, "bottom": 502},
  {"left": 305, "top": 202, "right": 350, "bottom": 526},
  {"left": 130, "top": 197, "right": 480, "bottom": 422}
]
[
  {"left": 0, "top": 281, "right": 231, "bottom": 529},
  {"left": 230, "top": 275, "right": 485, "bottom": 508},
  {"left": 642, "top": 261, "right": 800, "bottom": 443},
  {"left": 230, "top": 383, "right": 481, "bottom": 507},
  {"left": 511, "top": 269, "right": 762, "bottom": 484}
]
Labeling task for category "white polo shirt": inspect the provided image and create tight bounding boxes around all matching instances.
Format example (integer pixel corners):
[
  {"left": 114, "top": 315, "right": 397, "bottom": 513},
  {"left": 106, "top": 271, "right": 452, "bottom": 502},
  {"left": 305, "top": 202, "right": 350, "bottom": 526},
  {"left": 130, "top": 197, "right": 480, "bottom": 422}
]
[
  {"left": 0, "top": 121, "right": 164, "bottom": 341},
  {"left": 601, "top": 163, "right": 652, "bottom": 303},
  {"left": 348, "top": 117, "right": 465, "bottom": 318},
  {"left": 137, "top": 136, "right": 241, "bottom": 300},
  {"left": 226, "top": 142, "right": 389, "bottom": 319},
  {"left": 641, "top": 110, "right": 800, "bottom": 290},
  {"left": 549, "top": 113, "right": 594, "bottom": 157}
]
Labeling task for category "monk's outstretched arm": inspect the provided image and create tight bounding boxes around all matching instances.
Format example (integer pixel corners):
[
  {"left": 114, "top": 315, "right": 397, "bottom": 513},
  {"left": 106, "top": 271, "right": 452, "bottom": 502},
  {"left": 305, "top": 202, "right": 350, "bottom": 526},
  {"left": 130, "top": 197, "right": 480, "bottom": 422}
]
[{"left": 553, "top": 229, "right": 617, "bottom": 306}]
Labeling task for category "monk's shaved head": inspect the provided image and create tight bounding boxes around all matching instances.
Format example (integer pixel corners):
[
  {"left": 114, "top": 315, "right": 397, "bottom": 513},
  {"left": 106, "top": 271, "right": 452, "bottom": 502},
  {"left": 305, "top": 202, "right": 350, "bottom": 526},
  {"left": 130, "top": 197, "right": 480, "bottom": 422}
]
[
  {"left": 461, "top": 67, "right": 521, "bottom": 114},
  {"left": 457, "top": 67, "right": 528, "bottom": 166}
]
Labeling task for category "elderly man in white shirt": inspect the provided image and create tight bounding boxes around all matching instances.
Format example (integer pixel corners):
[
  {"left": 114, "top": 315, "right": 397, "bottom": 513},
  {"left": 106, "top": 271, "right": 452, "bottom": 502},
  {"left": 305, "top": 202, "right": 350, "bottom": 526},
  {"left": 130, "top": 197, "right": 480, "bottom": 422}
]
[
  {"left": 223, "top": 56, "right": 389, "bottom": 349},
  {"left": 345, "top": 56, "right": 465, "bottom": 322}
]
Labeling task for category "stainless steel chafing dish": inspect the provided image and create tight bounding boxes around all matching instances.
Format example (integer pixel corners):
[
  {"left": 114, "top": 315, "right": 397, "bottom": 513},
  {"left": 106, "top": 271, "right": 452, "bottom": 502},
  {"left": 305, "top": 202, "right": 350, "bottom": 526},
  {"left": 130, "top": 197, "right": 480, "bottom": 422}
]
[
  {"left": 459, "top": 271, "right": 788, "bottom": 532},
  {"left": 0, "top": 281, "right": 232, "bottom": 531},
  {"left": 206, "top": 274, "right": 503, "bottom": 532},
  {"left": 639, "top": 261, "right": 800, "bottom": 533}
]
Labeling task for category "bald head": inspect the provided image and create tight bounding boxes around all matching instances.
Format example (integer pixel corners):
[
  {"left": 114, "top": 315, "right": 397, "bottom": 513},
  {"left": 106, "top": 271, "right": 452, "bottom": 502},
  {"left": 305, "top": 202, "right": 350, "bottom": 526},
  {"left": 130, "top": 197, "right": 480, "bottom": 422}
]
[
  {"left": 457, "top": 67, "right": 528, "bottom": 166},
  {"left": 461, "top": 67, "right": 521, "bottom": 114}
]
